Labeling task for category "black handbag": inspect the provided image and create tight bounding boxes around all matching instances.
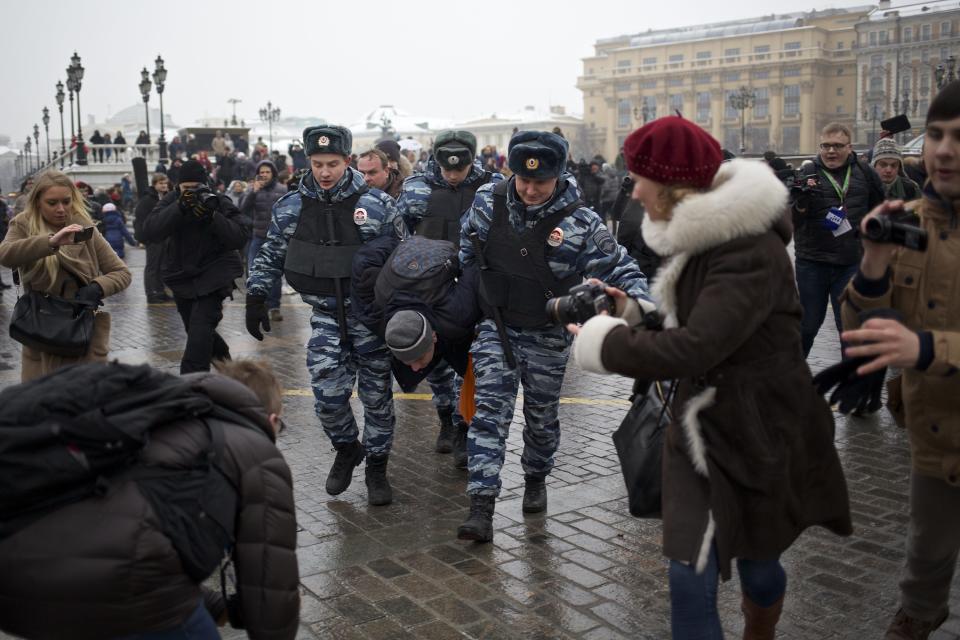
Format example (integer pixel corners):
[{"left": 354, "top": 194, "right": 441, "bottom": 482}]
[
  {"left": 612, "top": 380, "right": 676, "bottom": 518},
  {"left": 9, "top": 286, "right": 96, "bottom": 358}
]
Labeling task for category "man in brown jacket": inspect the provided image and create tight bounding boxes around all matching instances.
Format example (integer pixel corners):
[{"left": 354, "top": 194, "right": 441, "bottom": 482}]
[
  {"left": 840, "top": 80, "right": 960, "bottom": 640},
  {"left": 0, "top": 360, "right": 300, "bottom": 640}
]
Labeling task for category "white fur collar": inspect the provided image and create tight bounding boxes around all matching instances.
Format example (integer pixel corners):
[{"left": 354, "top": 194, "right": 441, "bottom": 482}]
[{"left": 643, "top": 159, "right": 788, "bottom": 328}]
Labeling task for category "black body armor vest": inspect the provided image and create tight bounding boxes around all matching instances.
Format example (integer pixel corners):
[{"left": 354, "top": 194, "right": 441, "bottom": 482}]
[
  {"left": 478, "top": 181, "right": 582, "bottom": 328},
  {"left": 283, "top": 190, "right": 366, "bottom": 296},
  {"left": 415, "top": 172, "right": 492, "bottom": 247}
]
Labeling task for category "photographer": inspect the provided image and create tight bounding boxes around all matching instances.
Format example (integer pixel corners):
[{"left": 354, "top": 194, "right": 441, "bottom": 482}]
[
  {"left": 838, "top": 81, "right": 960, "bottom": 639},
  {"left": 791, "top": 122, "right": 885, "bottom": 356},
  {"left": 571, "top": 117, "right": 853, "bottom": 639},
  {"left": 140, "top": 159, "right": 251, "bottom": 374}
]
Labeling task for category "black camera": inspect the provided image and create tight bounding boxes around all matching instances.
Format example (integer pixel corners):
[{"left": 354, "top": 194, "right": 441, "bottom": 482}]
[
  {"left": 546, "top": 282, "right": 615, "bottom": 325},
  {"left": 787, "top": 171, "right": 819, "bottom": 197},
  {"left": 193, "top": 186, "right": 220, "bottom": 213},
  {"left": 863, "top": 210, "right": 928, "bottom": 252}
]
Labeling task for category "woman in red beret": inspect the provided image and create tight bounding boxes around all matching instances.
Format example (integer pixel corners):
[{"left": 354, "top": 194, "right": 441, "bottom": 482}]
[{"left": 569, "top": 117, "right": 853, "bottom": 639}]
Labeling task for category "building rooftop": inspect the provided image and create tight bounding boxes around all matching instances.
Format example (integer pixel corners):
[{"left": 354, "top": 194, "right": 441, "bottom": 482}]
[
  {"left": 866, "top": 0, "right": 960, "bottom": 21},
  {"left": 598, "top": 6, "right": 872, "bottom": 49}
]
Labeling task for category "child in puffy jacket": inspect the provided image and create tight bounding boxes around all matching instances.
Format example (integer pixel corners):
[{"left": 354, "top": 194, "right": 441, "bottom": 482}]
[{"left": 101, "top": 203, "right": 137, "bottom": 259}]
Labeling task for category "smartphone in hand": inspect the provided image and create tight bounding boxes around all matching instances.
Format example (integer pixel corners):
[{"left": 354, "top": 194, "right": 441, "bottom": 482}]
[{"left": 73, "top": 226, "right": 95, "bottom": 242}]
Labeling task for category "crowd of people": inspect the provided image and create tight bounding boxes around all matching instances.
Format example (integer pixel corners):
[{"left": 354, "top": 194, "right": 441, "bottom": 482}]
[{"left": 0, "top": 79, "right": 956, "bottom": 640}]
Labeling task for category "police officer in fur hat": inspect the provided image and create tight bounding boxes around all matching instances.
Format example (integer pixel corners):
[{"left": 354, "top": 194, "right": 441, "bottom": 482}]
[
  {"left": 395, "top": 131, "right": 505, "bottom": 460},
  {"left": 455, "top": 130, "right": 654, "bottom": 541},
  {"left": 245, "top": 125, "right": 407, "bottom": 506}
]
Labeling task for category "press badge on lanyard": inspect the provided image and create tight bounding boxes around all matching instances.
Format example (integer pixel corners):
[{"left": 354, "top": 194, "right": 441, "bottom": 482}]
[{"left": 821, "top": 166, "right": 853, "bottom": 237}]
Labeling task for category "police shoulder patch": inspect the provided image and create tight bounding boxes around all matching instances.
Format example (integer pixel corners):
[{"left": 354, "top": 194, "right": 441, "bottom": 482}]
[
  {"left": 592, "top": 228, "right": 617, "bottom": 256},
  {"left": 393, "top": 215, "right": 408, "bottom": 238}
]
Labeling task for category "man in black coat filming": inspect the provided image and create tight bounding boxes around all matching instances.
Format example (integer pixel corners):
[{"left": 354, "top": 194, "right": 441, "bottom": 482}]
[{"left": 140, "top": 159, "right": 251, "bottom": 373}]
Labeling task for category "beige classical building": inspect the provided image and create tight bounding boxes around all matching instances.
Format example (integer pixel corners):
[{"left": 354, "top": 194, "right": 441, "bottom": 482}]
[
  {"left": 579, "top": 6, "right": 873, "bottom": 161},
  {"left": 856, "top": 0, "right": 959, "bottom": 146}
]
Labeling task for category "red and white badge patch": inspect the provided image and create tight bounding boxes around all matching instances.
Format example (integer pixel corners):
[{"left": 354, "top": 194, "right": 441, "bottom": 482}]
[
  {"left": 353, "top": 208, "right": 368, "bottom": 225},
  {"left": 547, "top": 227, "right": 564, "bottom": 247}
]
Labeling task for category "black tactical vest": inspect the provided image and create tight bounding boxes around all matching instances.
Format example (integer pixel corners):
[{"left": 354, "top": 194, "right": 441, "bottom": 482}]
[
  {"left": 478, "top": 181, "right": 582, "bottom": 328},
  {"left": 415, "top": 172, "right": 492, "bottom": 247},
  {"left": 283, "top": 189, "right": 366, "bottom": 296}
]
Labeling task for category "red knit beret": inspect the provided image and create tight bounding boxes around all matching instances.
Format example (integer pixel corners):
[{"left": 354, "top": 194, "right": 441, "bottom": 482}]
[{"left": 623, "top": 116, "right": 723, "bottom": 189}]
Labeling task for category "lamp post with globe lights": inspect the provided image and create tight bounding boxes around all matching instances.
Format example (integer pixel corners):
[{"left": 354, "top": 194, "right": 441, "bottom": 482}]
[
  {"left": 55, "top": 81, "right": 66, "bottom": 165},
  {"left": 153, "top": 55, "right": 168, "bottom": 161},
  {"left": 69, "top": 52, "right": 87, "bottom": 165},
  {"left": 259, "top": 101, "right": 280, "bottom": 152}
]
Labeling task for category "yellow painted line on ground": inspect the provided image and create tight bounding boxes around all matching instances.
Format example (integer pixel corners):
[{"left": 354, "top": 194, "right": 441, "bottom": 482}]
[{"left": 282, "top": 388, "right": 629, "bottom": 406}]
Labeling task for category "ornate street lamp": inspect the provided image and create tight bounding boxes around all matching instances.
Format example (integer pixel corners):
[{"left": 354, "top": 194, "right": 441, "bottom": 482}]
[
  {"left": 55, "top": 81, "right": 66, "bottom": 165},
  {"left": 42, "top": 107, "right": 51, "bottom": 164},
  {"left": 864, "top": 104, "right": 886, "bottom": 146},
  {"left": 228, "top": 98, "right": 241, "bottom": 126},
  {"left": 153, "top": 55, "right": 168, "bottom": 161},
  {"left": 935, "top": 54, "right": 957, "bottom": 91},
  {"left": 729, "top": 86, "right": 756, "bottom": 155},
  {"left": 66, "top": 69, "right": 76, "bottom": 141},
  {"left": 259, "top": 101, "right": 281, "bottom": 151},
  {"left": 633, "top": 103, "right": 653, "bottom": 124},
  {"left": 70, "top": 51, "right": 87, "bottom": 165},
  {"left": 33, "top": 124, "right": 41, "bottom": 170},
  {"left": 25, "top": 137, "right": 33, "bottom": 173},
  {"left": 139, "top": 67, "right": 152, "bottom": 145}
]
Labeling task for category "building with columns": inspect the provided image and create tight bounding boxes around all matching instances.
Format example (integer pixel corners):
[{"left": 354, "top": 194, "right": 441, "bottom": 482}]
[
  {"left": 855, "top": 0, "right": 959, "bottom": 147},
  {"left": 578, "top": 6, "right": 872, "bottom": 160}
]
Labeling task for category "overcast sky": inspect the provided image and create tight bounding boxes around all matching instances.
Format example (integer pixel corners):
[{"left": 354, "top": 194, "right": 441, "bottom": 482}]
[{"left": 1, "top": 0, "right": 868, "bottom": 147}]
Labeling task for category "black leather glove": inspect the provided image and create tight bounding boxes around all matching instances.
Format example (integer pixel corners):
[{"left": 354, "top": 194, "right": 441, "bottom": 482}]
[
  {"left": 245, "top": 294, "right": 270, "bottom": 340},
  {"left": 74, "top": 282, "right": 104, "bottom": 308},
  {"left": 812, "top": 356, "right": 885, "bottom": 415}
]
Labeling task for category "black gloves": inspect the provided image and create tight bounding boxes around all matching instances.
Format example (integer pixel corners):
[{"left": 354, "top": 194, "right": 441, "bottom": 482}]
[
  {"left": 75, "top": 282, "right": 104, "bottom": 308},
  {"left": 245, "top": 294, "right": 270, "bottom": 340},
  {"left": 812, "top": 307, "right": 903, "bottom": 415},
  {"left": 812, "top": 356, "right": 885, "bottom": 415}
]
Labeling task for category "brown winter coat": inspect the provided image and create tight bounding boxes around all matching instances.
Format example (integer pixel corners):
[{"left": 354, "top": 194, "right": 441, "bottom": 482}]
[
  {"left": 0, "top": 371, "right": 300, "bottom": 640},
  {"left": 575, "top": 159, "right": 853, "bottom": 579},
  {"left": 0, "top": 212, "right": 131, "bottom": 381},
  {"left": 841, "top": 190, "right": 960, "bottom": 486}
]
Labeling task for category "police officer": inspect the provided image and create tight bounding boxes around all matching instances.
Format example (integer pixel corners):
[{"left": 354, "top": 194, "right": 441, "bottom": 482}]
[
  {"left": 457, "top": 131, "right": 652, "bottom": 541},
  {"left": 245, "top": 125, "right": 407, "bottom": 506},
  {"left": 396, "top": 131, "right": 504, "bottom": 457}
]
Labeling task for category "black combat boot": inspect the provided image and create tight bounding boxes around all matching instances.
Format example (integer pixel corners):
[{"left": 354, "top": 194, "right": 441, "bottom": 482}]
[
  {"left": 435, "top": 408, "right": 456, "bottom": 453},
  {"left": 457, "top": 495, "right": 496, "bottom": 542},
  {"left": 325, "top": 440, "right": 365, "bottom": 495},
  {"left": 452, "top": 421, "right": 468, "bottom": 470},
  {"left": 522, "top": 475, "right": 547, "bottom": 513},
  {"left": 364, "top": 454, "right": 393, "bottom": 506}
]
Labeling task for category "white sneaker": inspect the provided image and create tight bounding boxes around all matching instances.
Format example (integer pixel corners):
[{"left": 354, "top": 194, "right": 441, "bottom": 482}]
[{"left": 281, "top": 284, "right": 295, "bottom": 295}]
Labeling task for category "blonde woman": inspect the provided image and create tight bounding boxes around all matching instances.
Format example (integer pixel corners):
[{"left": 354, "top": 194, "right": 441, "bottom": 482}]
[{"left": 0, "top": 171, "right": 131, "bottom": 381}]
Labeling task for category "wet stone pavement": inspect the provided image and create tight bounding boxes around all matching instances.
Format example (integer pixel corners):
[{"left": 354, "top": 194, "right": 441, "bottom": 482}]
[{"left": 0, "top": 246, "right": 958, "bottom": 640}]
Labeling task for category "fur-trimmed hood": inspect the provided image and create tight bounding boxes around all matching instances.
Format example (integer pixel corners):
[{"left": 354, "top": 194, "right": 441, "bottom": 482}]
[{"left": 642, "top": 159, "right": 789, "bottom": 258}]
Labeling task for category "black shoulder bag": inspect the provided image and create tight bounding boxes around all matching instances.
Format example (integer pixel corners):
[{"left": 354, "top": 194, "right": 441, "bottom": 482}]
[{"left": 9, "top": 269, "right": 96, "bottom": 358}]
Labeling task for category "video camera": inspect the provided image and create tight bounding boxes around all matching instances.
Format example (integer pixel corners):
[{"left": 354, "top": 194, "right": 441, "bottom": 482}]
[
  {"left": 863, "top": 208, "right": 928, "bottom": 252},
  {"left": 786, "top": 170, "right": 820, "bottom": 198},
  {"left": 546, "top": 283, "right": 615, "bottom": 325}
]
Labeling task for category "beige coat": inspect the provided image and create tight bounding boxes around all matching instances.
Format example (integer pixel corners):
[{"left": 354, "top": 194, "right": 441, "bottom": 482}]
[
  {"left": 841, "top": 192, "right": 960, "bottom": 486},
  {"left": 0, "top": 213, "right": 131, "bottom": 381}
]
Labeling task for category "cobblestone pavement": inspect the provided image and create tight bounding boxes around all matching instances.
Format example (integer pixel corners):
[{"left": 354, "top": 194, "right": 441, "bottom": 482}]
[{"left": 0, "top": 246, "right": 957, "bottom": 640}]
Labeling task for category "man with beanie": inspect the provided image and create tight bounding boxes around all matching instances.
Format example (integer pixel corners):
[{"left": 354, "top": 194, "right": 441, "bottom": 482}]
[
  {"left": 791, "top": 122, "right": 885, "bottom": 357},
  {"left": 242, "top": 159, "right": 288, "bottom": 321},
  {"left": 396, "top": 130, "right": 505, "bottom": 456},
  {"left": 350, "top": 233, "right": 483, "bottom": 468},
  {"left": 456, "top": 130, "right": 652, "bottom": 541},
  {"left": 140, "top": 159, "right": 250, "bottom": 374},
  {"left": 245, "top": 125, "right": 407, "bottom": 506},
  {"left": 873, "top": 137, "right": 922, "bottom": 201},
  {"left": 840, "top": 80, "right": 960, "bottom": 640}
]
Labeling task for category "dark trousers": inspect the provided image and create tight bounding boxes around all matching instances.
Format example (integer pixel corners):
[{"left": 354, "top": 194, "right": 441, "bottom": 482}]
[
  {"left": 794, "top": 257, "right": 859, "bottom": 357},
  {"left": 144, "top": 243, "right": 166, "bottom": 297},
  {"left": 174, "top": 292, "right": 231, "bottom": 374}
]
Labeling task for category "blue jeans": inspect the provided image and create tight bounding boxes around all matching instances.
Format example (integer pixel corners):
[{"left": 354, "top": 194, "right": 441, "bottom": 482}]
[
  {"left": 113, "top": 600, "right": 219, "bottom": 639},
  {"left": 669, "top": 546, "right": 786, "bottom": 640},
  {"left": 794, "top": 257, "right": 858, "bottom": 357},
  {"left": 247, "top": 236, "right": 282, "bottom": 310}
]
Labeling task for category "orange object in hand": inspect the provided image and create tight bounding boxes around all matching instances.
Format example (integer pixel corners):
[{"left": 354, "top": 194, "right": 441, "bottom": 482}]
[{"left": 458, "top": 355, "right": 476, "bottom": 424}]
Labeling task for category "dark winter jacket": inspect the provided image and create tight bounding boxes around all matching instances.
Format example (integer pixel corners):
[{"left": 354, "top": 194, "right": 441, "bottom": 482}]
[
  {"left": 139, "top": 189, "right": 250, "bottom": 298},
  {"left": 791, "top": 153, "right": 885, "bottom": 265},
  {"left": 351, "top": 235, "right": 480, "bottom": 386},
  {"left": 102, "top": 208, "right": 136, "bottom": 258},
  {"left": 576, "top": 159, "right": 852, "bottom": 579},
  {"left": 579, "top": 169, "right": 605, "bottom": 208},
  {"left": 133, "top": 187, "right": 161, "bottom": 243},
  {"left": 0, "top": 363, "right": 299, "bottom": 640},
  {"left": 242, "top": 161, "right": 288, "bottom": 239}
]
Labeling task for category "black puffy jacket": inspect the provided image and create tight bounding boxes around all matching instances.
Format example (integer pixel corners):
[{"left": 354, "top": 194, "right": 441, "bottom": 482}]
[
  {"left": 139, "top": 189, "right": 250, "bottom": 298},
  {"left": 791, "top": 153, "right": 885, "bottom": 265}
]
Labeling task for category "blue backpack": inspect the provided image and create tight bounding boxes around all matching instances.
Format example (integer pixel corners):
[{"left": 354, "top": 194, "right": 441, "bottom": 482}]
[{"left": 373, "top": 235, "right": 459, "bottom": 310}]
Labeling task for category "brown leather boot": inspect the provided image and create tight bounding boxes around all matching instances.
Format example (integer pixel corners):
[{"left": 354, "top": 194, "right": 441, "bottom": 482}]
[
  {"left": 884, "top": 608, "right": 948, "bottom": 640},
  {"left": 742, "top": 594, "right": 783, "bottom": 640}
]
